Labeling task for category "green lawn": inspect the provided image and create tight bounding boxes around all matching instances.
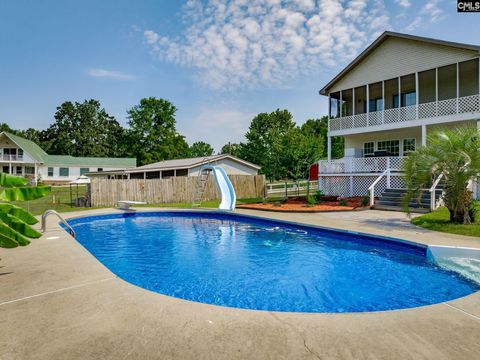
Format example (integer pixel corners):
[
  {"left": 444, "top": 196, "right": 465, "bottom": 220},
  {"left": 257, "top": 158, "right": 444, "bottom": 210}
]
[
  {"left": 16, "top": 188, "right": 270, "bottom": 216},
  {"left": 411, "top": 201, "right": 480, "bottom": 237}
]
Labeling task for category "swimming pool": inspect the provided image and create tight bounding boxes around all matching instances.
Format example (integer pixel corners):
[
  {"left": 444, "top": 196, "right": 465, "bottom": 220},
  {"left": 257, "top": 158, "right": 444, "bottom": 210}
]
[{"left": 67, "top": 211, "right": 479, "bottom": 313}]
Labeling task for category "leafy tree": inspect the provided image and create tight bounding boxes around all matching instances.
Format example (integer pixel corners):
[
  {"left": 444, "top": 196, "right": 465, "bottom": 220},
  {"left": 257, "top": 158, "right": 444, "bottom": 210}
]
[
  {"left": 0, "top": 173, "right": 51, "bottom": 248},
  {"left": 283, "top": 127, "right": 324, "bottom": 180},
  {"left": 126, "top": 97, "right": 189, "bottom": 165},
  {"left": 220, "top": 142, "right": 244, "bottom": 157},
  {"left": 189, "top": 141, "right": 214, "bottom": 157},
  {"left": 18, "top": 128, "right": 42, "bottom": 144},
  {"left": 242, "top": 109, "right": 296, "bottom": 181},
  {"left": 0, "top": 123, "right": 15, "bottom": 133},
  {"left": 42, "top": 99, "right": 127, "bottom": 158},
  {"left": 300, "top": 117, "right": 344, "bottom": 159},
  {"left": 403, "top": 127, "right": 480, "bottom": 224}
]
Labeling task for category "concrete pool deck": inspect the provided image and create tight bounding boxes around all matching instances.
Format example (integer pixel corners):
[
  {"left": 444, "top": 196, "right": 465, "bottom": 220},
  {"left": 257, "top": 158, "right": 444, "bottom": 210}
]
[{"left": 1, "top": 208, "right": 479, "bottom": 360}]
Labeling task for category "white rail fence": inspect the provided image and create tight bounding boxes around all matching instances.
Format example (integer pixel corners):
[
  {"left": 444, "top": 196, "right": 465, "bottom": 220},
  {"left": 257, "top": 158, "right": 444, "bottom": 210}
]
[
  {"left": 266, "top": 180, "right": 319, "bottom": 198},
  {"left": 329, "top": 94, "right": 480, "bottom": 131}
]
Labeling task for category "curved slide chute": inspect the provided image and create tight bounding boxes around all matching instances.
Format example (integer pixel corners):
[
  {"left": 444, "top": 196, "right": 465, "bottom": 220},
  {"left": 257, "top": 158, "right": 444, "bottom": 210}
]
[{"left": 197, "top": 165, "right": 236, "bottom": 211}]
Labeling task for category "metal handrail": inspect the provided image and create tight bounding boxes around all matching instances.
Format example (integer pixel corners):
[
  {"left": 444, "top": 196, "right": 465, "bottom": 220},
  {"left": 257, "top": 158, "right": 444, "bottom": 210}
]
[
  {"left": 429, "top": 173, "right": 444, "bottom": 211},
  {"left": 368, "top": 169, "right": 390, "bottom": 207},
  {"left": 41, "top": 210, "right": 76, "bottom": 238}
]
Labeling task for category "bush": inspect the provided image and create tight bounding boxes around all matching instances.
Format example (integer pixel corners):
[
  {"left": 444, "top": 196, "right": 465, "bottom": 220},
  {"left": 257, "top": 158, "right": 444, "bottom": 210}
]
[
  {"left": 338, "top": 198, "right": 348, "bottom": 206},
  {"left": 314, "top": 190, "right": 323, "bottom": 203},
  {"left": 307, "top": 195, "right": 316, "bottom": 207},
  {"left": 361, "top": 196, "right": 370, "bottom": 207}
]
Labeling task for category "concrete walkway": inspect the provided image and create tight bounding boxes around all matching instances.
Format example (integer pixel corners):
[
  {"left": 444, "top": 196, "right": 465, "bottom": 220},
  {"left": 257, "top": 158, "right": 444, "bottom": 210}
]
[{"left": 1, "top": 208, "right": 479, "bottom": 360}]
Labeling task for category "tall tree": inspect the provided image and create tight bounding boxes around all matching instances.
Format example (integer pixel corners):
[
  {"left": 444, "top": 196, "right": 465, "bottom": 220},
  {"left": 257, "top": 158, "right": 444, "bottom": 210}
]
[
  {"left": 220, "top": 142, "right": 244, "bottom": 157},
  {"left": 242, "top": 109, "right": 296, "bottom": 181},
  {"left": 126, "top": 97, "right": 189, "bottom": 165},
  {"left": 189, "top": 141, "right": 214, "bottom": 157},
  {"left": 300, "top": 117, "right": 344, "bottom": 159},
  {"left": 42, "top": 99, "right": 127, "bottom": 157}
]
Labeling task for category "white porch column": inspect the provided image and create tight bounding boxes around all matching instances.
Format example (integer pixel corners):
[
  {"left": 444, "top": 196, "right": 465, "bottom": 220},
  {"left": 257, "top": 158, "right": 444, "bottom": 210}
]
[
  {"left": 327, "top": 136, "right": 332, "bottom": 162},
  {"left": 328, "top": 93, "right": 331, "bottom": 118},
  {"left": 456, "top": 62, "right": 460, "bottom": 113},
  {"left": 366, "top": 84, "right": 370, "bottom": 126},
  {"left": 352, "top": 88, "right": 355, "bottom": 116},
  {"left": 415, "top": 72, "right": 419, "bottom": 119},
  {"left": 339, "top": 91, "right": 343, "bottom": 118},
  {"left": 421, "top": 125, "right": 427, "bottom": 147},
  {"left": 435, "top": 67, "right": 439, "bottom": 116},
  {"left": 381, "top": 80, "right": 385, "bottom": 124},
  {"left": 34, "top": 162, "right": 38, "bottom": 185}
]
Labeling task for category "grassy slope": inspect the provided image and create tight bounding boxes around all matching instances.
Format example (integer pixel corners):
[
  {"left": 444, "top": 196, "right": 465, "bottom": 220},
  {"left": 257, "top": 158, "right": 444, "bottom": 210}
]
[{"left": 411, "top": 201, "right": 480, "bottom": 237}]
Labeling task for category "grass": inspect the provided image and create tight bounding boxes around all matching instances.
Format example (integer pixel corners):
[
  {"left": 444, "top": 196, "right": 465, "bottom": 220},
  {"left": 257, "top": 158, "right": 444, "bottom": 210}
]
[
  {"left": 16, "top": 188, "right": 273, "bottom": 216},
  {"left": 411, "top": 201, "right": 480, "bottom": 237}
]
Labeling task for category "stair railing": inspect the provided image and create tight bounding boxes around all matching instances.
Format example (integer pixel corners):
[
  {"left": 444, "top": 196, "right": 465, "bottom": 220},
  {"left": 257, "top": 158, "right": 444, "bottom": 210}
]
[
  {"left": 368, "top": 169, "right": 390, "bottom": 207},
  {"left": 41, "top": 210, "right": 76, "bottom": 238},
  {"left": 429, "top": 173, "right": 444, "bottom": 211}
]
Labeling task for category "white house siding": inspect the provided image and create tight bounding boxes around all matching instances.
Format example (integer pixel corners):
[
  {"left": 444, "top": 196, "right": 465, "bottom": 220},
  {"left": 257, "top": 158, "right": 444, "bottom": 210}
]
[
  {"left": 38, "top": 165, "right": 128, "bottom": 182},
  {"left": 0, "top": 137, "right": 36, "bottom": 163},
  {"left": 344, "top": 127, "right": 422, "bottom": 157},
  {"left": 329, "top": 37, "right": 478, "bottom": 93},
  {"left": 188, "top": 158, "right": 258, "bottom": 176}
]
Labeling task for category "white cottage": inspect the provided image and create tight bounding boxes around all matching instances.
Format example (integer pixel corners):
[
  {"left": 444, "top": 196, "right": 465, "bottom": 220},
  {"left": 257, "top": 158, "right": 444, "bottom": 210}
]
[
  {"left": 318, "top": 31, "right": 480, "bottom": 209},
  {"left": 0, "top": 131, "right": 136, "bottom": 184}
]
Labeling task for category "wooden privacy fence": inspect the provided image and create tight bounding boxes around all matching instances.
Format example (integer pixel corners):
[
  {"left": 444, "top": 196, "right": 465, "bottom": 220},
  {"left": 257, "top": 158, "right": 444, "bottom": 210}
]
[{"left": 90, "top": 175, "right": 266, "bottom": 207}]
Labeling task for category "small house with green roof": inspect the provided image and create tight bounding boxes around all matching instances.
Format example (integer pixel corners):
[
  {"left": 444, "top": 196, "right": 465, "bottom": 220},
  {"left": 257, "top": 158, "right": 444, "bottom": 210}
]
[{"left": 0, "top": 131, "right": 136, "bottom": 184}]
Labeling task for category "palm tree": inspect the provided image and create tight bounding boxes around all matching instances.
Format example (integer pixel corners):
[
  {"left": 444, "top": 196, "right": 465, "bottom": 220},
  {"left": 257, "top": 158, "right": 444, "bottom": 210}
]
[{"left": 403, "top": 126, "right": 480, "bottom": 225}]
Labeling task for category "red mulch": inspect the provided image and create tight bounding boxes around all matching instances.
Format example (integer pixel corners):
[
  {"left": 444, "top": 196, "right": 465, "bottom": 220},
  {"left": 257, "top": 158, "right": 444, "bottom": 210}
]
[{"left": 237, "top": 196, "right": 369, "bottom": 213}]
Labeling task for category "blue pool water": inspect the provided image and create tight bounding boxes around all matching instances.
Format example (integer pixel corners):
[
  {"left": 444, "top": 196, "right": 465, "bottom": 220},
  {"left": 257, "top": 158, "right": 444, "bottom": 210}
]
[{"left": 67, "top": 212, "right": 479, "bottom": 313}]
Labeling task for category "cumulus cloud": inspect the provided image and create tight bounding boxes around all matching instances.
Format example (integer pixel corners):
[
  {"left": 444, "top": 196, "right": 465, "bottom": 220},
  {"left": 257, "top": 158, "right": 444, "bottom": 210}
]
[
  {"left": 87, "top": 68, "right": 136, "bottom": 81},
  {"left": 144, "top": 0, "right": 389, "bottom": 90},
  {"left": 394, "top": 0, "right": 411, "bottom": 8},
  {"left": 406, "top": 0, "right": 446, "bottom": 31}
]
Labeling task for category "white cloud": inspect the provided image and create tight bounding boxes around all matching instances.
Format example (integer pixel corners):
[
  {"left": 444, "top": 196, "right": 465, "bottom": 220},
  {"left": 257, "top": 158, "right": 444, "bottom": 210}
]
[
  {"left": 144, "top": 0, "right": 390, "bottom": 90},
  {"left": 405, "top": 0, "right": 446, "bottom": 31},
  {"left": 87, "top": 68, "right": 136, "bottom": 81},
  {"left": 394, "top": 0, "right": 411, "bottom": 8}
]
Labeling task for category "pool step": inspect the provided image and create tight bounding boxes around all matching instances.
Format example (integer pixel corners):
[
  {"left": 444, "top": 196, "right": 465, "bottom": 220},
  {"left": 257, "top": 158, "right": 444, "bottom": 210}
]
[{"left": 373, "top": 188, "right": 442, "bottom": 213}]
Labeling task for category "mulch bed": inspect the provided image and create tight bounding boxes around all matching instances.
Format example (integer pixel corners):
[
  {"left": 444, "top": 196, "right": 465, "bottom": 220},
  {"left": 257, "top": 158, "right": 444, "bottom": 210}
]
[{"left": 237, "top": 196, "right": 370, "bottom": 213}]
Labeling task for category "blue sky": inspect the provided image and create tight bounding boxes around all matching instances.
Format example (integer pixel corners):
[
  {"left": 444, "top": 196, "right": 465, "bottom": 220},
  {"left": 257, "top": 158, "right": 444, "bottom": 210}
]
[{"left": 1, "top": 0, "right": 479, "bottom": 151}]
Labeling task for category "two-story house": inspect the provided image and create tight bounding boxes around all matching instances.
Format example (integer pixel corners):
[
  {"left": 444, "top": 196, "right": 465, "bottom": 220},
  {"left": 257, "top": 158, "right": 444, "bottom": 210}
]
[
  {"left": 318, "top": 31, "right": 480, "bottom": 207},
  {"left": 0, "top": 131, "right": 136, "bottom": 184}
]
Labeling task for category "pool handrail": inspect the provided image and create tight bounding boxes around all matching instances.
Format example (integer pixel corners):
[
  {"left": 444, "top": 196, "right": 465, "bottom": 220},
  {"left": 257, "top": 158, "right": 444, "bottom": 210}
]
[{"left": 41, "top": 210, "right": 76, "bottom": 238}]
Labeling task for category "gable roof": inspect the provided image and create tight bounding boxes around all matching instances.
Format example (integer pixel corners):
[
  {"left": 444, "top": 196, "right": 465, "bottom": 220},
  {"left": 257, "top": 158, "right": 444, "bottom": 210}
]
[
  {"left": 2, "top": 132, "right": 48, "bottom": 162},
  {"left": 127, "top": 154, "right": 260, "bottom": 173},
  {"left": 1, "top": 131, "right": 136, "bottom": 167},
  {"left": 319, "top": 31, "right": 480, "bottom": 95}
]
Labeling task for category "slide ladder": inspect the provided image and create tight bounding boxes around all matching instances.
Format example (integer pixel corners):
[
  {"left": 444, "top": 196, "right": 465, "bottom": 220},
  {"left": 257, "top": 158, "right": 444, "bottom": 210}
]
[
  {"left": 192, "top": 167, "right": 211, "bottom": 208},
  {"left": 192, "top": 165, "right": 236, "bottom": 211}
]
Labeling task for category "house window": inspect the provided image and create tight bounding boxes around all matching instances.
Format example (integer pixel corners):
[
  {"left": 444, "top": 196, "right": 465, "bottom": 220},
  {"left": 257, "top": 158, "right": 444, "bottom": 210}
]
[
  {"left": 15, "top": 166, "right": 22, "bottom": 175},
  {"left": 377, "top": 140, "right": 400, "bottom": 156},
  {"left": 162, "top": 170, "right": 175, "bottom": 178},
  {"left": 80, "top": 168, "right": 89, "bottom": 175},
  {"left": 48, "top": 167, "right": 54, "bottom": 177},
  {"left": 2, "top": 166, "right": 9, "bottom": 174},
  {"left": 176, "top": 169, "right": 188, "bottom": 177},
  {"left": 25, "top": 166, "right": 35, "bottom": 175},
  {"left": 403, "top": 138, "right": 416, "bottom": 155},
  {"left": 97, "top": 168, "right": 103, "bottom": 172},
  {"left": 363, "top": 142, "right": 375, "bottom": 156},
  {"left": 394, "top": 92, "right": 416, "bottom": 107},
  {"left": 369, "top": 98, "right": 383, "bottom": 112},
  {"left": 59, "top": 167, "right": 69, "bottom": 177}
]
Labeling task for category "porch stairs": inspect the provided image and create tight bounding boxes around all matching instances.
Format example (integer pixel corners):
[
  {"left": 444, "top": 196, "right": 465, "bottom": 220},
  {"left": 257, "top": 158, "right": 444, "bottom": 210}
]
[{"left": 373, "top": 186, "right": 443, "bottom": 213}]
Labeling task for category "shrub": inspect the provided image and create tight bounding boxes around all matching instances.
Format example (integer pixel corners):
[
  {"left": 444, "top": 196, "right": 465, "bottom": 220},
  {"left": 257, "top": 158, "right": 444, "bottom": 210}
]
[
  {"left": 338, "top": 198, "right": 348, "bottom": 206},
  {"left": 307, "top": 195, "right": 316, "bottom": 207},
  {"left": 361, "top": 196, "right": 370, "bottom": 207},
  {"left": 314, "top": 190, "right": 323, "bottom": 203}
]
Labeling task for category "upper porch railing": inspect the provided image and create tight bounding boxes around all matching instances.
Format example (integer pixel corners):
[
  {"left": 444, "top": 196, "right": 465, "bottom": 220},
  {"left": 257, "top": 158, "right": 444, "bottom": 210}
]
[
  {"left": 1, "top": 154, "right": 24, "bottom": 161},
  {"left": 329, "top": 94, "right": 480, "bottom": 132},
  {"left": 319, "top": 156, "right": 406, "bottom": 175}
]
